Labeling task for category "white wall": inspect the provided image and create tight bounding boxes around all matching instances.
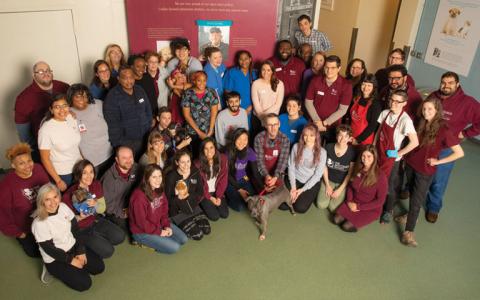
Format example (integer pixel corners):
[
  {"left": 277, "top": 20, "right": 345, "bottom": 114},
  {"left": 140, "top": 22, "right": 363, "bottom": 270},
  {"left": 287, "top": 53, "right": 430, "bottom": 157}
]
[{"left": 0, "top": 0, "right": 128, "bottom": 168}]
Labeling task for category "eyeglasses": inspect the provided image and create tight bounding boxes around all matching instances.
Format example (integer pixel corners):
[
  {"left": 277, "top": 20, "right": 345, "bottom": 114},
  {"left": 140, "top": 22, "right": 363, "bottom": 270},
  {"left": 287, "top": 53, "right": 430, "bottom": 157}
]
[
  {"left": 34, "top": 69, "right": 53, "bottom": 75},
  {"left": 52, "top": 104, "right": 69, "bottom": 110},
  {"left": 97, "top": 69, "right": 110, "bottom": 74}
]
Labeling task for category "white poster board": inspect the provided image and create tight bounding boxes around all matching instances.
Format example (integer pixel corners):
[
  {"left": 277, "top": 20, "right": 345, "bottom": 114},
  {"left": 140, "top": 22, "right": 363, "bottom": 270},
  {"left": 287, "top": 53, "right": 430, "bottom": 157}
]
[{"left": 424, "top": 0, "right": 480, "bottom": 76}]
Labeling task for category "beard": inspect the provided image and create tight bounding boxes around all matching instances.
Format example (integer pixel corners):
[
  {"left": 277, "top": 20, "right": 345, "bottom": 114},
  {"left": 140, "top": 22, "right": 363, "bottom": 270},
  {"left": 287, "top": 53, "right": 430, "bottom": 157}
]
[{"left": 440, "top": 88, "right": 455, "bottom": 96}]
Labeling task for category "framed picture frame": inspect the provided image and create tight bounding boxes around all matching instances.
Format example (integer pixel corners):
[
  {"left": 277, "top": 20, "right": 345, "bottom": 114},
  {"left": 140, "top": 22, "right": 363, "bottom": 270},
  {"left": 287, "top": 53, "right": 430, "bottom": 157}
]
[{"left": 321, "top": 0, "right": 334, "bottom": 11}]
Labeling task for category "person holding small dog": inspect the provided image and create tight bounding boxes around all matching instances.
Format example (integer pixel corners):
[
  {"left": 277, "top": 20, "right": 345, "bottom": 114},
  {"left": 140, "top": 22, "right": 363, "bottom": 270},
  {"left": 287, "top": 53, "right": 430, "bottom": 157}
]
[
  {"left": 254, "top": 113, "right": 290, "bottom": 193},
  {"left": 280, "top": 124, "right": 326, "bottom": 213},
  {"left": 63, "top": 159, "right": 125, "bottom": 258},
  {"left": 164, "top": 150, "right": 211, "bottom": 240},
  {"left": 333, "top": 145, "right": 388, "bottom": 232},
  {"left": 195, "top": 138, "right": 229, "bottom": 221}
]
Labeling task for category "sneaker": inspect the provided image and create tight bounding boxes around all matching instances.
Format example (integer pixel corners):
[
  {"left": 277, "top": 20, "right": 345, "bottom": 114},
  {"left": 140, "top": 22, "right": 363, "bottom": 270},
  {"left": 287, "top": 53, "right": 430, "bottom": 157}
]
[
  {"left": 41, "top": 264, "right": 54, "bottom": 284},
  {"left": 401, "top": 231, "right": 418, "bottom": 247},
  {"left": 394, "top": 213, "right": 408, "bottom": 225},
  {"left": 380, "top": 211, "right": 393, "bottom": 224}
]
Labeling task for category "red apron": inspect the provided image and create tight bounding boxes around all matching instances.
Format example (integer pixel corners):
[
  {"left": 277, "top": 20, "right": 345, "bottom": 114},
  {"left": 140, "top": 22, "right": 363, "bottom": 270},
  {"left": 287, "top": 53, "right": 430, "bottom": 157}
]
[
  {"left": 350, "top": 96, "right": 374, "bottom": 145},
  {"left": 377, "top": 111, "right": 403, "bottom": 177},
  {"left": 263, "top": 138, "right": 283, "bottom": 188},
  {"left": 264, "top": 138, "right": 281, "bottom": 174}
]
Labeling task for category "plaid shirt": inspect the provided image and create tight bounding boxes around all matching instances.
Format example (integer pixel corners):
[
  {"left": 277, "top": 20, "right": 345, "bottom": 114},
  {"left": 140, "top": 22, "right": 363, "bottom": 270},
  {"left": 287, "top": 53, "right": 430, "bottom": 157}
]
[
  {"left": 294, "top": 29, "right": 332, "bottom": 53},
  {"left": 254, "top": 131, "right": 290, "bottom": 178}
]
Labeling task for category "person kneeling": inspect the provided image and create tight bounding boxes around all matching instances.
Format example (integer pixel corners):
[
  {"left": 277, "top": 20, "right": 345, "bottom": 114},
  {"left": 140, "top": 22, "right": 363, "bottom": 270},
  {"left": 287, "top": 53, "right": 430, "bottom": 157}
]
[
  {"left": 280, "top": 124, "right": 326, "bottom": 213},
  {"left": 32, "top": 183, "right": 104, "bottom": 291}
]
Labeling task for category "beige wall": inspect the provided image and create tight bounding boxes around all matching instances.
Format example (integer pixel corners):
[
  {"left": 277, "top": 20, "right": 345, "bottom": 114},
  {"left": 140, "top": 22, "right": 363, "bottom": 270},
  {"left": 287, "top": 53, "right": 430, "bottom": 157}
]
[
  {"left": 393, "top": 0, "right": 424, "bottom": 66},
  {"left": 318, "top": 0, "right": 360, "bottom": 74},
  {"left": 355, "top": 0, "right": 400, "bottom": 72},
  {"left": 0, "top": 0, "right": 128, "bottom": 168},
  {"left": 318, "top": 0, "right": 403, "bottom": 75}
]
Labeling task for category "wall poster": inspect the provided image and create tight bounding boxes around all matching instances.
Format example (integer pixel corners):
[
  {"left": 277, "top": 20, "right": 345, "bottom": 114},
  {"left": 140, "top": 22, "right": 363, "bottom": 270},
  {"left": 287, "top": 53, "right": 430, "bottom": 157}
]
[
  {"left": 424, "top": 0, "right": 480, "bottom": 76},
  {"left": 125, "top": 0, "right": 279, "bottom": 66}
]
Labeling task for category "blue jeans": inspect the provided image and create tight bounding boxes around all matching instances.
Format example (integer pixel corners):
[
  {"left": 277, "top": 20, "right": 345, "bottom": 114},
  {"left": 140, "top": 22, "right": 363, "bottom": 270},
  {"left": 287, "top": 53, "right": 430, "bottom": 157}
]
[
  {"left": 132, "top": 224, "right": 187, "bottom": 254},
  {"left": 426, "top": 148, "right": 455, "bottom": 213},
  {"left": 59, "top": 174, "right": 73, "bottom": 187},
  {"left": 225, "top": 178, "right": 255, "bottom": 212}
]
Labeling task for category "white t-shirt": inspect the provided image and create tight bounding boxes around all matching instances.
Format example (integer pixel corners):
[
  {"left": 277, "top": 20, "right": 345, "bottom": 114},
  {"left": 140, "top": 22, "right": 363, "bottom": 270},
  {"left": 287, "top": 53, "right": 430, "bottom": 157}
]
[
  {"left": 38, "top": 114, "right": 82, "bottom": 175},
  {"left": 377, "top": 110, "right": 416, "bottom": 161},
  {"left": 32, "top": 203, "right": 76, "bottom": 264}
]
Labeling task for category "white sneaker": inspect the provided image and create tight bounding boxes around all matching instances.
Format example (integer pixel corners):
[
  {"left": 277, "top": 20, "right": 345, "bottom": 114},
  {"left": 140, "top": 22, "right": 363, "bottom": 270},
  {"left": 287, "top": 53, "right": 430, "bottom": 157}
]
[{"left": 41, "top": 264, "right": 54, "bottom": 284}]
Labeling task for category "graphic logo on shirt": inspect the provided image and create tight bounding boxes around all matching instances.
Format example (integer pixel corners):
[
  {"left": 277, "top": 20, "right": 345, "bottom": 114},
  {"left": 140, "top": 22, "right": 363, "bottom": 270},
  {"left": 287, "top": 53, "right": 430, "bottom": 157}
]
[
  {"left": 327, "top": 158, "right": 334, "bottom": 168},
  {"left": 151, "top": 197, "right": 162, "bottom": 210},
  {"left": 236, "top": 161, "right": 247, "bottom": 169},
  {"left": 331, "top": 88, "right": 338, "bottom": 96},
  {"left": 289, "top": 70, "right": 296, "bottom": 76},
  {"left": 22, "top": 186, "right": 40, "bottom": 203},
  {"left": 443, "top": 110, "right": 452, "bottom": 121}
]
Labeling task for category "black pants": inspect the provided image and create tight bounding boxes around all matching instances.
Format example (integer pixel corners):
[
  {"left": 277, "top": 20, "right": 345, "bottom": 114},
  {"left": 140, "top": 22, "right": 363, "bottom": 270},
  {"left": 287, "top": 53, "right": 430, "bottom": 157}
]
[
  {"left": 104, "top": 214, "right": 129, "bottom": 235},
  {"left": 200, "top": 197, "right": 229, "bottom": 221},
  {"left": 16, "top": 232, "right": 40, "bottom": 258},
  {"left": 384, "top": 160, "right": 401, "bottom": 212},
  {"left": 76, "top": 217, "right": 125, "bottom": 258},
  {"left": 405, "top": 165, "right": 434, "bottom": 232},
  {"left": 175, "top": 213, "right": 211, "bottom": 241},
  {"left": 45, "top": 248, "right": 104, "bottom": 292},
  {"left": 280, "top": 179, "right": 321, "bottom": 213}
]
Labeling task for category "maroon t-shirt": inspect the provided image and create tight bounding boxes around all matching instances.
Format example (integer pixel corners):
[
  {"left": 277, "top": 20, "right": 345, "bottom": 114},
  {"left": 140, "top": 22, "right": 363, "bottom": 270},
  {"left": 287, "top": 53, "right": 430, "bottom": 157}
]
[
  {"left": 270, "top": 56, "right": 306, "bottom": 97},
  {"left": 0, "top": 164, "right": 49, "bottom": 237},
  {"left": 14, "top": 80, "right": 70, "bottom": 139},
  {"left": 306, "top": 75, "right": 352, "bottom": 120},
  {"left": 406, "top": 125, "right": 458, "bottom": 175},
  {"left": 62, "top": 180, "right": 105, "bottom": 228}
]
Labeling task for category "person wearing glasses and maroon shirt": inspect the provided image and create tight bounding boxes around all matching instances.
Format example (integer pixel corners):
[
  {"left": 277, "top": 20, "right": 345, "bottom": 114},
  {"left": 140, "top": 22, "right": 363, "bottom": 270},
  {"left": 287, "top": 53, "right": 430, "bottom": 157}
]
[
  {"left": 15, "top": 61, "right": 69, "bottom": 161},
  {"left": 305, "top": 55, "right": 352, "bottom": 143}
]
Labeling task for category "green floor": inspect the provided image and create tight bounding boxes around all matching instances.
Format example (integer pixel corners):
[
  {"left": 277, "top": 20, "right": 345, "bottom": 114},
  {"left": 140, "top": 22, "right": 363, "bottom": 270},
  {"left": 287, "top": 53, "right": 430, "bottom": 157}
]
[{"left": 1, "top": 141, "right": 479, "bottom": 300}]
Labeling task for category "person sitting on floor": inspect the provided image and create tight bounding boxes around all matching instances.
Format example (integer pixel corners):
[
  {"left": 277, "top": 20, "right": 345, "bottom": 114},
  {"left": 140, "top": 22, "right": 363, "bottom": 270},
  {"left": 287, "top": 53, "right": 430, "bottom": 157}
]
[
  {"left": 129, "top": 164, "right": 188, "bottom": 253},
  {"left": 333, "top": 145, "right": 388, "bottom": 232}
]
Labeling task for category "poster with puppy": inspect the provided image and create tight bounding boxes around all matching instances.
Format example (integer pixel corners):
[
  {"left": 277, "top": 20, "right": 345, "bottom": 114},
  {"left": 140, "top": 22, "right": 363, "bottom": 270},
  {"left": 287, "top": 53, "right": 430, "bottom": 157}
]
[{"left": 424, "top": 0, "right": 479, "bottom": 76}]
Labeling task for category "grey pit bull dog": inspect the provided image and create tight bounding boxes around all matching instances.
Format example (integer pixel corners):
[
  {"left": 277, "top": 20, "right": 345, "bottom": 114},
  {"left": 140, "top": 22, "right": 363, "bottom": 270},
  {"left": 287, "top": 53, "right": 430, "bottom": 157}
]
[{"left": 247, "top": 185, "right": 296, "bottom": 241}]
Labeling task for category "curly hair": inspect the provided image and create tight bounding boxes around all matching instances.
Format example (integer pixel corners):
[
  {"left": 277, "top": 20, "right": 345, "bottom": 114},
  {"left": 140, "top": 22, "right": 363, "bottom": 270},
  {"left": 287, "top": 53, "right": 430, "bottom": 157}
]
[{"left": 5, "top": 143, "right": 32, "bottom": 162}]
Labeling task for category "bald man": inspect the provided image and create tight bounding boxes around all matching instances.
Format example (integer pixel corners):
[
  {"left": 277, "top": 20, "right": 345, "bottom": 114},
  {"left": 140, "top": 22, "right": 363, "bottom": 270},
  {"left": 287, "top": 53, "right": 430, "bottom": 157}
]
[{"left": 15, "top": 61, "right": 69, "bottom": 159}]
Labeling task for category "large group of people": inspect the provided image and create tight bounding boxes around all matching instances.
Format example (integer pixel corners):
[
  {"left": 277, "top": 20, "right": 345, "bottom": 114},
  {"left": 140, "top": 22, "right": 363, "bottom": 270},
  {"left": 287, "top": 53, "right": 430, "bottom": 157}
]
[{"left": 1, "top": 14, "right": 479, "bottom": 292}]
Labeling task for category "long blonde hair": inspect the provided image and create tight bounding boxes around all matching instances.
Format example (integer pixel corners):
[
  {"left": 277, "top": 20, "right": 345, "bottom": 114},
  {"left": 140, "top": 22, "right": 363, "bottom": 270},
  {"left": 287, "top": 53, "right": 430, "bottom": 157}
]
[
  {"left": 104, "top": 44, "right": 126, "bottom": 71},
  {"left": 31, "top": 183, "right": 60, "bottom": 221}
]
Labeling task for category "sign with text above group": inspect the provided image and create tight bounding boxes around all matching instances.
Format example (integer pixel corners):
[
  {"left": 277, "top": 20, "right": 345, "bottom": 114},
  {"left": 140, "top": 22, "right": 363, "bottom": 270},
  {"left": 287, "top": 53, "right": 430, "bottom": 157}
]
[{"left": 125, "top": 0, "right": 279, "bottom": 66}]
